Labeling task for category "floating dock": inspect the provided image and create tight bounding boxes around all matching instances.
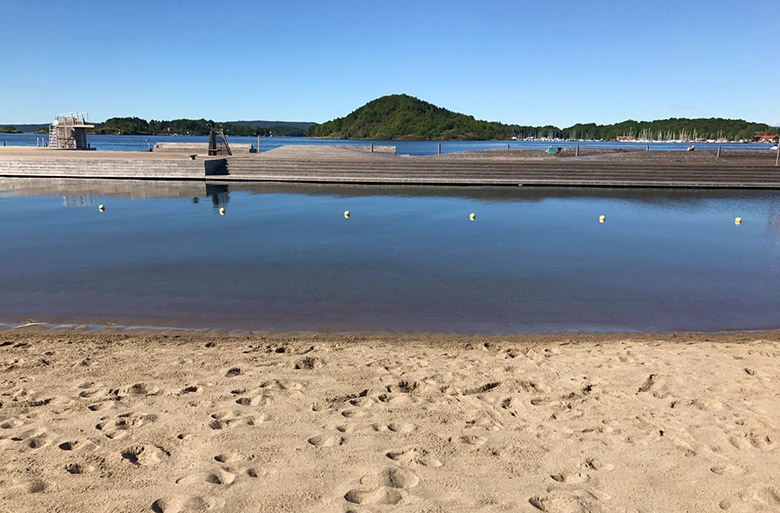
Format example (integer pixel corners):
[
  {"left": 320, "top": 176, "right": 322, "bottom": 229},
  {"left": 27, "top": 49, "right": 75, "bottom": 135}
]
[{"left": 0, "top": 145, "right": 778, "bottom": 188}]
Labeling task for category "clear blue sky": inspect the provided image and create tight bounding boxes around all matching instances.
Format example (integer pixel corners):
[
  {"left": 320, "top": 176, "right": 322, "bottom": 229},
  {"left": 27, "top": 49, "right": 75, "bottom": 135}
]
[{"left": 2, "top": 0, "right": 778, "bottom": 127}]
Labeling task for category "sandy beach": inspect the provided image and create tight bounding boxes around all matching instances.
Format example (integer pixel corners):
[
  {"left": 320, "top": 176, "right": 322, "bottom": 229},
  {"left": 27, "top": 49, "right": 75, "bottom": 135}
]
[{"left": 1, "top": 329, "right": 778, "bottom": 512}]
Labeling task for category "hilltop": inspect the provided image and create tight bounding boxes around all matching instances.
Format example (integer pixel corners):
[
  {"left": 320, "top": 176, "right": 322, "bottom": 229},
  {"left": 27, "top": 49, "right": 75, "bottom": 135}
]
[{"left": 306, "top": 94, "right": 519, "bottom": 140}]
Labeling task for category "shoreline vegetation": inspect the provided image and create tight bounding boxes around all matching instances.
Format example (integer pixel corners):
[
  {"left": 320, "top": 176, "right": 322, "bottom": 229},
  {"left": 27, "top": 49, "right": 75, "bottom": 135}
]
[
  {"left": 1, "top": 328, "right": 778, "bottom": 512},
  {"left": 5, "top": 95, "right": 779, "bottom": 143}
]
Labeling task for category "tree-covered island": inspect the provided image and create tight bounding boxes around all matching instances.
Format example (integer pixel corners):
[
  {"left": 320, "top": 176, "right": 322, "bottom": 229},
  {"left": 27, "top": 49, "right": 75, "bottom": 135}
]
[
  {"left": 307, "top": 94, "right": 779, "bottom": 142},
  {"left": 84, "top": 118, "right": 312, "bottom": 137}
]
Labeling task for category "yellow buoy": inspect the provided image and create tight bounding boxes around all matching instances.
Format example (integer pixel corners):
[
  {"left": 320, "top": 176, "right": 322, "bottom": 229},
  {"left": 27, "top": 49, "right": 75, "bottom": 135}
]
[
  {"left": 734, "top": 217, "right": 741, "bottom": 225},
  {"left": 98, "top": 204, "right": 105, "bottom": 212},
  {"left": 599, "top": 215, "right": 606, "bottom": 223},
  {"left": 344, "top": 210, "right": 350, "bottom": 219},
  {"left": 469, "top": 213, "right": 476, "bottom": 221},
  {"left": 219, "top": 207, "right": 226, "bottom": 216}
]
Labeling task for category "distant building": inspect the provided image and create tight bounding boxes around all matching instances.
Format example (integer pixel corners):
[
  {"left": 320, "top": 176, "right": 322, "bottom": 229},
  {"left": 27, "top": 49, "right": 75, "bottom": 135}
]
[
  {"left": 753, "top": 134, "right": 779, "bottom": 143},
  {"left": 49, "top": 113, "right": 94, "bottom": 149}
]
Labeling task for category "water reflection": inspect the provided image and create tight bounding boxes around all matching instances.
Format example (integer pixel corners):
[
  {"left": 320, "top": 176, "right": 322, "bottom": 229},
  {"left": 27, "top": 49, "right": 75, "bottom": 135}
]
[{"left": 0, "top": 177, "right": 777, "bottom": 333}]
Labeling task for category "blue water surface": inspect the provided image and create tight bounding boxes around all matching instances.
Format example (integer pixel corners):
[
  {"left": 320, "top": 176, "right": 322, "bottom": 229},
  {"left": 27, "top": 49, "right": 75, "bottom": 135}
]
[{"left": 0, "top": 179, "right": 777, "bottom": 333}]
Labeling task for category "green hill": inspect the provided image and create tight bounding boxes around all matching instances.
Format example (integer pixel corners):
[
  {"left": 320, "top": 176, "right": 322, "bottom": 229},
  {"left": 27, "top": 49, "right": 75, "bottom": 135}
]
[
  {"left": 306, "top": 94, "right": 513, "bottom": 140},
  {"left": 307, "top": 94, "right": 779, "bottom": 142}
]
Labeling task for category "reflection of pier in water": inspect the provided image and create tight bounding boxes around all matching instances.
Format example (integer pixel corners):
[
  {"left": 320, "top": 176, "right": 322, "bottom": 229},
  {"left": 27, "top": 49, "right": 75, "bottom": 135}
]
[
  {"left": 1, "top": 176, "right": 778, "bottom": 218},
  {"left": 0, "top": 178, "right": 230, "bottom": 212}
]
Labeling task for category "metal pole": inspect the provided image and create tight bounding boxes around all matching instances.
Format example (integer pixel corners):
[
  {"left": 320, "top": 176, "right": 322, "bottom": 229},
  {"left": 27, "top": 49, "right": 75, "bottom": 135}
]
[
  {"left": 371, "top": 142, "right": 374, "bottom": 153},
  {"left": 717, "top": 146, "right": 721, "bottom": 158},
  {"left": 776, "top": 140, "right": 779, "bottom": 166},
  {"left": 438, "top": 143, "right": 441, "bottom": 155}
]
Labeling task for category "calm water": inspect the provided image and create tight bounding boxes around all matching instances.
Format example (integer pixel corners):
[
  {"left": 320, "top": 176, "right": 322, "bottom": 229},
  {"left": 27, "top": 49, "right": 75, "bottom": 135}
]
[
  {"left": 1, "top": 132, "right": 775, "bottom": 155},
  {"left": 0, "top": 179, "right": 777, "bottom": 333}
]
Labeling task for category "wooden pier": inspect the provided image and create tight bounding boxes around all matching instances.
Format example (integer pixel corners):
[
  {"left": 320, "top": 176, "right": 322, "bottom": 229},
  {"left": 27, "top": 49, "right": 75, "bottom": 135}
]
[{"left": 0, "top": 145, "right": 778, "bottom": 189}]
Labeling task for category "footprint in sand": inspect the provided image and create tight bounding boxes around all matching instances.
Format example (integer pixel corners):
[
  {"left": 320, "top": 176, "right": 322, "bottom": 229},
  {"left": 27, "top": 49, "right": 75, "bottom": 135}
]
[
  {"left": 208, "top": 411, "right": 265, "bottom": 430},
  {"left": 583, "top": 458, "right": 614, "bottom": 472},
  {"left": 27, "top": 480, "right": 47, "bottom": 494},
  {"left": 151, "top": 495, "right": 223, "bottom": 513},
  {"left": 205, "top": 469, "right": 236, "bottom": 485},
  {"left": 122, "top": 382, "right": 160, "bottom": 397},
  {"left": 65, "top": 462, "right": 96, "bottom": 474},
  {"left": 97, "top": 412, "right": 155, "bottom": 439},
  {"left": 458, "top": 435, "right": 487, "bottom": 446},
  {"left": 225, "top": 367, "right": 243, "bottom": 378},
  {"left": 87, "top": 401, "right": 115, "bottom": 412},
  {"left": 213, "top": 453, "right": 239, "bottom": 464},
  {"left": 711, "top": 464, "right": 747, "bottom": 476},
  {"left": 529, "top": 495, "right": 586, "bottom": 513},
  {"left": 0, "top": 417, "right": 25, "bottom": 430},
  {"left": 259, "top": 379, "right": 302, "bottom": 391},
  {"left": 360, "top": 467, "right": 419, "bottom": 489},
  {"left": 308, "top": 434, "right": 343, "bottom": 447},
  {"left": 25, "top": 433, "right": 49, "bottom": 449},
  {"left": 550, "top": 471, "right": 590, "bottom": 484},
  {"left": 120, "top": 445, "right": 170, "bottom": 466},
  {"left": 345, "top": 467, "right": 419, "bottom": 505},
  {"left": 719, "top": 486, "right": 780, "bottom": 512},
  {"left": 387, "top": 422, "right": 416, "bottom": 433},
  {"left": 386, "top": 448, "right": 442, "bottom": 468},
  {"left": 57, "top": 439, "right": 98, "bottom": 453},
  {"left": 344, "top": 487, "right": 404, "bottom": 505},
  {"left": 341, "top": 408, "right": 368, "bottom": 419},
  {"left": 729, "top": 433, "right": 775, "bottom": 451},
  {"left": 295, "top": 356, "right": 324, "bottom": 370}
]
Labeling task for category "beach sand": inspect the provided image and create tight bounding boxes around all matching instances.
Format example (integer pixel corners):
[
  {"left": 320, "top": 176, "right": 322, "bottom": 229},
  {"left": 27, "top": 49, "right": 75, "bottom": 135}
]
[{"left": 1, "top": 329, "right": 778, "bottom": 512}]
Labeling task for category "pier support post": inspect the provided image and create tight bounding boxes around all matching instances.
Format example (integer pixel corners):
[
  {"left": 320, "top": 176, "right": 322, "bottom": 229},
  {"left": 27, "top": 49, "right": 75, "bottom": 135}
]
[
  {"left": 646, "top": 145, "right": 650, "bottom": 151},
  {"left": 717, "top": 146, "right": 721, "bottom": 158},
  {"left": 776, "top": 145, "right": 779, "bottom": 167},
  {"left": 507, "top": 143, "right": 510, "bottom": 150},
  {"left": 438, "top": 143, "right": 441, "bottom": 155},
  {"left": 371, "top": 142, "right": 374, "bottom": 153},
  {"left": 257, "top": 135, "right": 260, "bottom": 153},
  {"left": 575, "top": 145, "right": 579, "bottom": 157}
]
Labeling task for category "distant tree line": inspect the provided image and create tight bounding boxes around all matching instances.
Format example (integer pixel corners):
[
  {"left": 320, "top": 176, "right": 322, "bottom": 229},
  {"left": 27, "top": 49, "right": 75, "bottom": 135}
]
[
  {"left": 0, "top": 126, "right": 22, "bottom": 133},
  {"left": 562, "top": 118, "right": 778, "bottom": 142},
  {"left": 307, "top": 94, "right": 780, "bottom": 142},
  {"left": 89, "top": 117, "right": 306, "bottom": 137}
]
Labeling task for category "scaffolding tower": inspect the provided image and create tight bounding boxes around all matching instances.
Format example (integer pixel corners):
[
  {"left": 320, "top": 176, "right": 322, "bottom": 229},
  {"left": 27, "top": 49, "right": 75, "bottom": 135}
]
[{"left": 49, "top": 112, "right": 94, "bottom": 149}]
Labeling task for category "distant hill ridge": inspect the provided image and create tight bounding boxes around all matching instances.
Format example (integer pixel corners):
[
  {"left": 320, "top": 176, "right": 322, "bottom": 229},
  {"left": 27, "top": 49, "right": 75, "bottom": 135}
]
[
  {"left": 307, "top": 94, "right": 779, "bottom": 142},
  {"left": 1, "top": 119, "right": 315, "bottom": 135},
  {"left": 225, "top": 120, "right": 316, "bottom": 130}
]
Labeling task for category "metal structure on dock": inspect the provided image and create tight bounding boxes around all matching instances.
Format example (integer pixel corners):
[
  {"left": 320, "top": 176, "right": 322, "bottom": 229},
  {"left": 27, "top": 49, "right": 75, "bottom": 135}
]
[
  {"left": 208, "top": 129, "right": 232, "bottom": 156},
  {"left": 48, "top": 113, "right": 94, "bottom": 150}
]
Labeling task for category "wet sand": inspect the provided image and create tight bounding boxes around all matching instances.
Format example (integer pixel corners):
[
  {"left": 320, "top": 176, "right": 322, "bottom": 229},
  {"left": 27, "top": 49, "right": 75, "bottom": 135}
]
[{"left": 1, "top": 329, "right": 778, "bottom": 512}]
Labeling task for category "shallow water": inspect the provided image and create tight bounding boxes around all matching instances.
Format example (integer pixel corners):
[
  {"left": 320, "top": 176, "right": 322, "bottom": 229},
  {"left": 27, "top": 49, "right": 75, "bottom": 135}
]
[{"left": 0, "top": 179, "right": 777, "bottom": 333}]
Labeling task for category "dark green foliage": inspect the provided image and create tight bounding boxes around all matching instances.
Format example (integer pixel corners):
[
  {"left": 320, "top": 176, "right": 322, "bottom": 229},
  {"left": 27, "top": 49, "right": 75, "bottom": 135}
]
[
  {"left": 89, "top": 117, "right": 306, "bottom": 137},
  {"left": 307, "top": 94, "right": 779, "bottom": 142},
  {"left": 307, "top": 94, "right": 516, "bottom": 140},
  {"left": 0, "top": 126, "right": 21, "bottom": 133},
  {"left": 562, "top": 118, "right": 778, "bottom": 141}
]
